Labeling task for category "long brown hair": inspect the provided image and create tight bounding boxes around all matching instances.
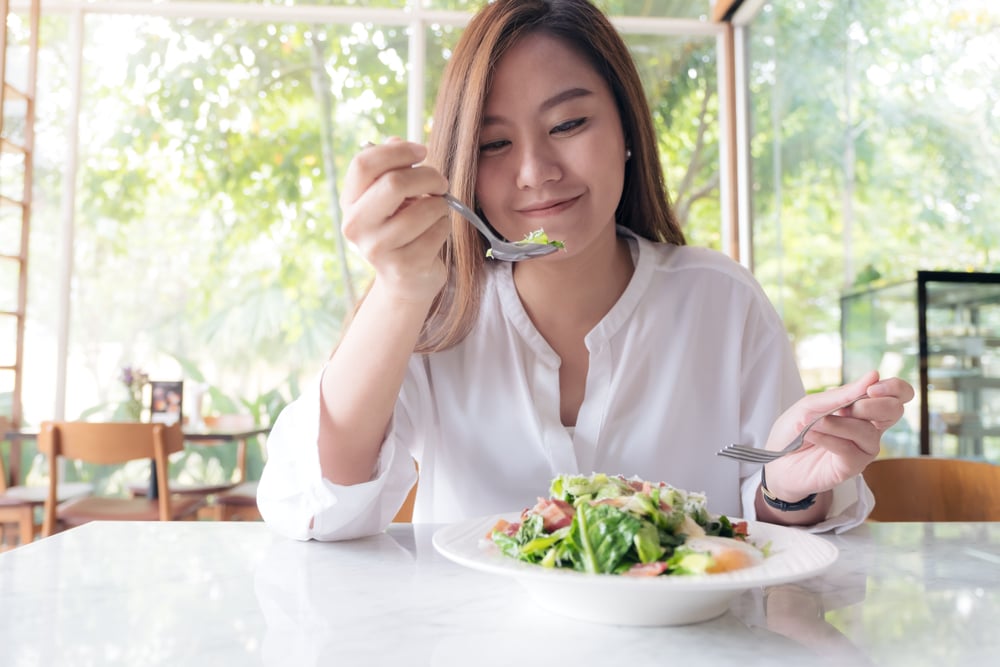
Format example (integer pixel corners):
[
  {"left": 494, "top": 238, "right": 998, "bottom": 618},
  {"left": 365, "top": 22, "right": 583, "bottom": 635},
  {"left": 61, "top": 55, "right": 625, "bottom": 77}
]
[{"left": 416, "top": 0, "right": 685, "bottom": 352}]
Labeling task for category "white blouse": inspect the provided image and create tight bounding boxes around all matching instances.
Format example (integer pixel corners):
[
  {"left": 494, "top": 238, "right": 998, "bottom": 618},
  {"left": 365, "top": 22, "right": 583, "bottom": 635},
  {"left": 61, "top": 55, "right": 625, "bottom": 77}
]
[{"left": 258, "top": 230, "right": 873, "bottom": 541}]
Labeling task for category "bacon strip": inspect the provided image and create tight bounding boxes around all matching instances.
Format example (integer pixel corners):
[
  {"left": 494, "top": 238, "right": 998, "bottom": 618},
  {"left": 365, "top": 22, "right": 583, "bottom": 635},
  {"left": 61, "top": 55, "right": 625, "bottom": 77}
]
[{"left": 528, "top": 497, "right": 576, "bottom": 531}]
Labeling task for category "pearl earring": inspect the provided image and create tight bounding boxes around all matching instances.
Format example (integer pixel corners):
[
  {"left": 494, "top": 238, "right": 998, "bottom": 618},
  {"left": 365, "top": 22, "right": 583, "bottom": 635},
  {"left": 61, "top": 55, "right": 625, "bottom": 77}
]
[{"left": 625, "top": 148, "right": 632, "bottom": 160}]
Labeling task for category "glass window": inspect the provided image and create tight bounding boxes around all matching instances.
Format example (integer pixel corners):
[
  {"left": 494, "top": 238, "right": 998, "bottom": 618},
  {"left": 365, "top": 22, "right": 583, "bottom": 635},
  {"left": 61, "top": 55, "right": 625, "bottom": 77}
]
[
  {"left": 424, "top": 22, "right": 463, "bottom": 130},
  {"left": 18, "top": 2, "right": 724, "bottom": 452},
  {"left": 748, "top": 1, "right": 1000, "bottom": 391},
  {"left": 424, "top": 0, "right": 713, "bottom": 19},
  {"left": 627, "top": 32, "right": 720, "bottom": 248}
]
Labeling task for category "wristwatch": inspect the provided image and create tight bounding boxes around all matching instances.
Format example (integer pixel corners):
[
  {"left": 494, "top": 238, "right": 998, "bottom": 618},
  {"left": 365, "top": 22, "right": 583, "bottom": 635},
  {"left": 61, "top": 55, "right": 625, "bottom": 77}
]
[{"left": 760, "top": 467, "right": 817, "bottom": 512}]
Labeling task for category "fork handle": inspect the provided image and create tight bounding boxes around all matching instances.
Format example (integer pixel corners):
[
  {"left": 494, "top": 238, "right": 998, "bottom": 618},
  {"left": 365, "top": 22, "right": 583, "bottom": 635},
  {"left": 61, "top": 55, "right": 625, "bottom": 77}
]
[{"left": 442, "top": 194, "right": 498, "bottom": 242}]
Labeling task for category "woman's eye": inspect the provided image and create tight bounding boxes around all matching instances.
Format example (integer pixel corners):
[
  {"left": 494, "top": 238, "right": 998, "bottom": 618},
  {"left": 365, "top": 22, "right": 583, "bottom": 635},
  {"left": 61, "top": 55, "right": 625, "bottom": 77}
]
[
  {"left": 479, "top": 139, "right": 509, "bottom": 154},
  {"left": 552, "top": 118, "right": 586, "bottom": 134}
]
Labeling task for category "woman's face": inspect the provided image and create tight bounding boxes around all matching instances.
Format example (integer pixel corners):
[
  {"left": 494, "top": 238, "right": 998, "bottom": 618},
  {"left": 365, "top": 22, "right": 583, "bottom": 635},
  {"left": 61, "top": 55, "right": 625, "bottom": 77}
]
[{"left": 474, "top": 33, "right": 627, "bottom": 259}]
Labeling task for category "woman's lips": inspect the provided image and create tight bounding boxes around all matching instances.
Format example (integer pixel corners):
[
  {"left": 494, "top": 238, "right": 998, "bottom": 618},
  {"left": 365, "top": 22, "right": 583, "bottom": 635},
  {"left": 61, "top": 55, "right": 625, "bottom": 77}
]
[{"left": 517, "top": 196, "right": 579, "bottom": 218}]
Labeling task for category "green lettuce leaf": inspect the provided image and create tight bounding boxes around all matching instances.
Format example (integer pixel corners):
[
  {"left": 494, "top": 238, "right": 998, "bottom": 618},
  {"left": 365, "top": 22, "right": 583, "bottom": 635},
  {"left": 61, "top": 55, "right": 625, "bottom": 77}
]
[
  {"left": 572, "top": 502, "right": 642, "bottom": 574},
  {"left": 517, "top": 228, "right": 565, "bottom": 248},
  {"left": 633, "top": 520, "right": 665, "bottom": 564}
]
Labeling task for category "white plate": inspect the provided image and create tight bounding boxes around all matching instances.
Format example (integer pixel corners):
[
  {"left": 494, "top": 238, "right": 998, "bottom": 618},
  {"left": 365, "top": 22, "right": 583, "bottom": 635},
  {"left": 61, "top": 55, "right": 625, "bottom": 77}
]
[{"left": 433, "top": 514, "right": 838, "bottom": 626}]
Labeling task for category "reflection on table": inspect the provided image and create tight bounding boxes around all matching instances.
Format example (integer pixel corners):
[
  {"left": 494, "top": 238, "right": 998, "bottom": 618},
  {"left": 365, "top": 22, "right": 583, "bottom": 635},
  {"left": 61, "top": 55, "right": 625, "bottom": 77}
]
[{"left": 0, "top": 521, "right": 997, "bottom": 665}]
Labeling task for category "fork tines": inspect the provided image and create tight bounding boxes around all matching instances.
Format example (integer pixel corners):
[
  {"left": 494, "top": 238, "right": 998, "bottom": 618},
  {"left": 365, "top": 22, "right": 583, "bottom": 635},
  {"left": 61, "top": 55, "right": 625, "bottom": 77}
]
[{"left": 716, "top": 445, "right": 780, "bottom": 464}]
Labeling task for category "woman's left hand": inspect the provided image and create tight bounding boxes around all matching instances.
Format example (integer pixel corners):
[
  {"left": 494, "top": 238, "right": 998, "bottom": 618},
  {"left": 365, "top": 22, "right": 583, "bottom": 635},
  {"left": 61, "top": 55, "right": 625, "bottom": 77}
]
[{"left": 760, "top": 371, "right": 915, "bottom": 504}]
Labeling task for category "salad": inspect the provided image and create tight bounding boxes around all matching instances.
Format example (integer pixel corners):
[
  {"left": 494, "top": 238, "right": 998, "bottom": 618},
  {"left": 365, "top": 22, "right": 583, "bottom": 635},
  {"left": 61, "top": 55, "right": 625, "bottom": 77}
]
[
  {"left": 485, "top": 228, "right": 565, "bottom": 258},
  {"left": 488, "top": 473, "right": 765, "bottom": 577}
]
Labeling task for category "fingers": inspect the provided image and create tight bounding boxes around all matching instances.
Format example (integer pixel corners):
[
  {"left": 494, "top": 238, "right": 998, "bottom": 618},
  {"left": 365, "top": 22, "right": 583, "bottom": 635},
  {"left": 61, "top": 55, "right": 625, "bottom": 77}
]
[
  {"left": 866, "top": 376, "right": 916, "bottom": 403},
  {"left": 835, "top": 370, "right": 880, "bottom": 406},
  {"left": 346, "top": 173, "right": 450, "bottom": 252},
  {"left": 341, "top": 139, "right": 430, "bottom": 209},
  {"left": 341, "top": 139, "right": 448, "bottom": 241},
  {"left": 804, "top": 415, "right": 882, "bottom": 458},
  {"left": 360, "top": 163, "right": 450, "bottom": 222},
  {"left": 805, "top": 385, "right": 909, "bottom": 457},
  {"left": 768, "top": 373, "right": 915, "bottom": 497},
  {"left": 802, "top": 376, "right": 916, "bottom": 454},
  {"left": 794, "top": 371, "right": 879, "bottom": 419},
  {"left": 841, "top": 395, "right": 906, "bottom": 432},
  {"left": 342, "top": 141, "right": 449, "bottom": 234},
  {"left": 839, "top": 375, "right": 914, "bottom": 432},
  {"left": 801, "top": 374, "right": 914, "bottom": 430},
  {"left": 363, "top": 202, "right": 452, "bottom": 277},
  {"left": 820, "top": 371, "right": 913, "bottom": 408},
  {"left": 340, "top": 140, "right": 450, "bottom": 255},
  {"left": 337, "top": 140, "right": 453, "bottom": 301}
]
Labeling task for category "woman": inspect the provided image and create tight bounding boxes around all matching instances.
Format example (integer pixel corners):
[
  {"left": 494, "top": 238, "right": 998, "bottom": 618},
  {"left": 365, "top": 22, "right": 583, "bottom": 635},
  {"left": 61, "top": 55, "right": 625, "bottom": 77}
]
[{"left": 257, "top": 0, "right": 913, "bottom": 540}]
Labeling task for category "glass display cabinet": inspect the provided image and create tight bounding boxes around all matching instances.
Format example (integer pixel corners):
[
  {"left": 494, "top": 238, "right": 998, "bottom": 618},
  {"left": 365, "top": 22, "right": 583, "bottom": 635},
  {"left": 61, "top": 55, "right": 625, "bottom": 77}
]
[{"left": 841, "top": 271, "right": 1000, "bottom": 463}]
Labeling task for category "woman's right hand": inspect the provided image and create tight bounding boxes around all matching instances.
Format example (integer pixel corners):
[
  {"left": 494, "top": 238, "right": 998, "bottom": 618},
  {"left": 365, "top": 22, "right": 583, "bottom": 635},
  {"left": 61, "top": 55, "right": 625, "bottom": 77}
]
[{"left": 340, "top": 140, "right": 452, "bottom": 303}]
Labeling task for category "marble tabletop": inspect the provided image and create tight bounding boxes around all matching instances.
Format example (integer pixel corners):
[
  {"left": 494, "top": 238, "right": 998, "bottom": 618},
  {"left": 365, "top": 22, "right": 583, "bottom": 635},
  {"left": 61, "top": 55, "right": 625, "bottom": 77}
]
[{"left": 0, "top": 520, "right": 998, "bottom": 666}]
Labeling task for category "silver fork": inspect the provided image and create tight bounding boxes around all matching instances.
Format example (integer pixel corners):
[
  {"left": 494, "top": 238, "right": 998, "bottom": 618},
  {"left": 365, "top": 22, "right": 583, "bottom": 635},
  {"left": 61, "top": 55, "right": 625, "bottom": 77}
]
[
  {"left": 442, "top": 193, "right": 560, "bottom": 262},
  {"left": 716, "top": 394, "right": 868, "bottom": 464}
]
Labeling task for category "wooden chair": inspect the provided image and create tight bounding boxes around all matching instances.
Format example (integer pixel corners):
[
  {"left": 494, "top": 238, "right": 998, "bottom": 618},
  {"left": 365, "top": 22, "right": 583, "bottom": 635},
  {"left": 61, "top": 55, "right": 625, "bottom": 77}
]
[
  {"left": 1, "top": 417, "right": 91, "bottom": 549},
  {"left": 0, "top": 506, "right": 34, "bottom": 550},
  {"left": 127, "top": 414, "right": 254, "bottom": 495},
  {"left": 393, "top": 480, "right": 417, "bottom": 523},
  {"left": 208, "top": 481, "right": 261, "bottom": 521},
  {"left": 864, "top": 456, "right": 1000, "bottom": 522},
  {"left": 1, "top": 417, "right": 33, "bottom": 549},
  {"left": 38, "top": 421, "right": 204, "bottom": 536},
  {"left": 127, "top": 414, "right": 257, "bottom": 516},
  {"left": 179, "top": 415, "right": 266, "bottom": 521}
]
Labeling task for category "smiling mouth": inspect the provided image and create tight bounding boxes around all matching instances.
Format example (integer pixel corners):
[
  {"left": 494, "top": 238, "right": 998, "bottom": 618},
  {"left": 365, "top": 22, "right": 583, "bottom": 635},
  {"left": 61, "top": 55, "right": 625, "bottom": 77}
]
[{"left": 518, "top": 196, "right": 578, "bottom": 216}]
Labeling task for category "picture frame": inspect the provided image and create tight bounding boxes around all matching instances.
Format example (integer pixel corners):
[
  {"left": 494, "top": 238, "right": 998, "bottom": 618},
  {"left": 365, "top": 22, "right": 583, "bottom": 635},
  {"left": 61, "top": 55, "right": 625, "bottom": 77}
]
[{"left": 149, "top": 380, "right": 183, "bottom": 426}]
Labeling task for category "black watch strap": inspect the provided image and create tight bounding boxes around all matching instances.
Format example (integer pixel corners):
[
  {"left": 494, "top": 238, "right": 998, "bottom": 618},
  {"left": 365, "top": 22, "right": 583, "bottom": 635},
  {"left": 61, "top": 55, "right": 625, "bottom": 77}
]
[{"left": 760, "top": 467, "right": 817, "bottom": 512}]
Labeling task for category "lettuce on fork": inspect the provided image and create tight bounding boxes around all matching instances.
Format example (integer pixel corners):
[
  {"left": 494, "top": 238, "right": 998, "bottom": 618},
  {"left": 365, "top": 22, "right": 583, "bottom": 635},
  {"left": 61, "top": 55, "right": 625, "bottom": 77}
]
[
  {"left": 517, "top": 228, "right": 565, "bottom": 248},
  {"left": 485, "top": 228, "right": 565, "bottom": 258}
]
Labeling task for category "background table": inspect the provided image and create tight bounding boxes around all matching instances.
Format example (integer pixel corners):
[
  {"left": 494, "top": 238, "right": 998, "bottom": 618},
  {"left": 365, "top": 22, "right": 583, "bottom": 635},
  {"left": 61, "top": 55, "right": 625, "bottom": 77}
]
[
  {"left": 1, "top": 520, "right": 998, "bottom": 665},
  {"left": 182, "top": 426, "right": 270, "bottom": 479},
  {"left": 2, "top": 426, "right": 269, "bottom": 491}
]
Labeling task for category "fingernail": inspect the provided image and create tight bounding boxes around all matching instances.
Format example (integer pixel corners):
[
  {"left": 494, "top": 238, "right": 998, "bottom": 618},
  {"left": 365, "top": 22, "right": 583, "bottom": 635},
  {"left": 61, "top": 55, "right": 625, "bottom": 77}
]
[{"left": 867, "top": 380, "right": 890, "bottom": 395}]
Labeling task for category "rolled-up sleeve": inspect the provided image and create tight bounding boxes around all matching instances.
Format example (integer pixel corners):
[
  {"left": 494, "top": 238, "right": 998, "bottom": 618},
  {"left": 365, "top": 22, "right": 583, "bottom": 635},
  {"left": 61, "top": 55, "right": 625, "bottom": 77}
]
[
  {"left": 256, "top": 369, "right": 420, "bottom": 542},
  {"left": 739, "top": 470, "right": 874, "bottom": 533}
]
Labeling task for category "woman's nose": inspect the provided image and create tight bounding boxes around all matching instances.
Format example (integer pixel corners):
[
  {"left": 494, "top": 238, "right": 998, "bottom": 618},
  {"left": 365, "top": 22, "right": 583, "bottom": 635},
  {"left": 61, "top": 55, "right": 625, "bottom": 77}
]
[{"left": 514, "top": 143, "right": 562, "bottom": 190}]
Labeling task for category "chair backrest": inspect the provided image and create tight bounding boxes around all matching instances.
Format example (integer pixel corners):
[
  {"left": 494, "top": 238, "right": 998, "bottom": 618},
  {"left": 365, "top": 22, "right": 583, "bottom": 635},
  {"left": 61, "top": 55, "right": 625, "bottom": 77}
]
[
  {"left": 38, "top": 421, "right": 185, "bottom": 465},
  {"left": 864, "top": 456, "right": 1000, "bottom": 521},
  {"left": 392, "top": 459, "right": 419, "bottom": 523},
  {"left": 0, "top": 415, "right": 10, "bottom": 493},
  {"left": 38, "top": 421, "right": 185, "bottom": 530}
]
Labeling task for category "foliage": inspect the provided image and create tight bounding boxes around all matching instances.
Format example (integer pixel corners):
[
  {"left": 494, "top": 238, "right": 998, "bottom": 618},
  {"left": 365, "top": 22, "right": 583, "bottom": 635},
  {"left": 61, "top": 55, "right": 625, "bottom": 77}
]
[
  {"left": 627, "top": 31, "right": 722, "bottom": 247},
  {"left": 59, "top": 14, "right": 422, "bottom": 409},
  {"left": 31, "top": 6, "right": 727, "bottom": 421},
  {"left": 117, "top": 365, "right": 150, "bottom": 421},
  {"left": 749, "top": 0, "right": 999, "bottom": 356},
  {"left": 18, "top": 1, "right": 999, "bottom": 419}
]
